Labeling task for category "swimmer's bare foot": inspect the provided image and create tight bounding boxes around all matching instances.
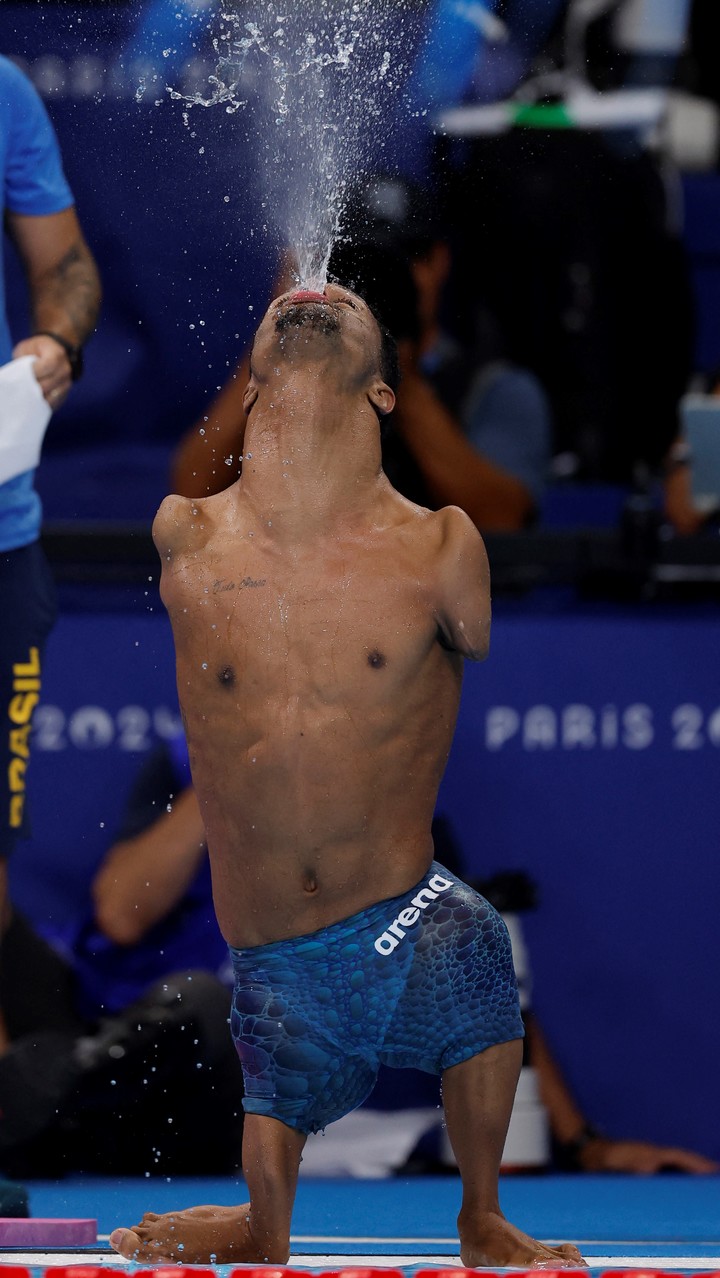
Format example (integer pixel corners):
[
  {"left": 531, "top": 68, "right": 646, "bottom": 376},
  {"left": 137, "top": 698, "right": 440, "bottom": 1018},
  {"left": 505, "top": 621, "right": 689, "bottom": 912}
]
[
  {"left": 109, "top": 1202, "right": 275, "bottom": 1264},
  {"left": 459, "top": 1209, "right": 586, "bottom": 1269}
]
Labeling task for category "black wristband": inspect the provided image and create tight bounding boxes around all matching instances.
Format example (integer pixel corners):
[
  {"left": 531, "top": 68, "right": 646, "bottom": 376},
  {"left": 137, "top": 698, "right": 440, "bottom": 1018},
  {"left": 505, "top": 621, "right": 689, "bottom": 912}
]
[{"left": 34, "top": 330, "right": 84, "bottom": 382}]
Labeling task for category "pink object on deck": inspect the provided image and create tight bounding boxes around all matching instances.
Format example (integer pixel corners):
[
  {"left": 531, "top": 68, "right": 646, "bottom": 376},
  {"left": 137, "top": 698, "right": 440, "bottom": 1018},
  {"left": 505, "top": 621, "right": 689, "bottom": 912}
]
[{"left": 0, "top": 1217, "right": 97, "bottom": 1246}]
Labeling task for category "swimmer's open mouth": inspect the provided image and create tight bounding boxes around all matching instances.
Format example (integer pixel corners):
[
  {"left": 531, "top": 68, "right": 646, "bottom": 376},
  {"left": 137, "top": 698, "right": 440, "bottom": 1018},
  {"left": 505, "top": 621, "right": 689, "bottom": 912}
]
[{"left": 289, "top": 290, "right": 328, "bottom": 304}]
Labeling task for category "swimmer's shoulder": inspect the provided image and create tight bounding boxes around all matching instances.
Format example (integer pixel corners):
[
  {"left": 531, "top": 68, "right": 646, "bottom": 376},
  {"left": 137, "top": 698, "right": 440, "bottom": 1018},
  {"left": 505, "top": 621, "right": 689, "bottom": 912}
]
[
  {"left": 153, "top": 487, "right": 240, "bottom": 560},
  {"left": 385, "top": 490, "right": 487, "bottom": 568},
  {"left": 434, "top": 503, "right": 489, "bottom": 563}
]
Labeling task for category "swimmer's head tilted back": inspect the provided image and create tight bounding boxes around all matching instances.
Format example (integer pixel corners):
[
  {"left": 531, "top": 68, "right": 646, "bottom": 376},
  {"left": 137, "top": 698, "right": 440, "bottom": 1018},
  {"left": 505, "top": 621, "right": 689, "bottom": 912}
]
[{"left": 244, "top": 282, "right": 398, "bottom": 424}]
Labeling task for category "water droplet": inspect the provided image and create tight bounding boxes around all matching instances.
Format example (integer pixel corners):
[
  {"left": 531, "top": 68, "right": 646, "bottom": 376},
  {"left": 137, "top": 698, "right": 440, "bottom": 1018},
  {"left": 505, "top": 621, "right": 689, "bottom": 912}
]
[{"left": 202, "top": 662, "right": 208, "bottom": 670}]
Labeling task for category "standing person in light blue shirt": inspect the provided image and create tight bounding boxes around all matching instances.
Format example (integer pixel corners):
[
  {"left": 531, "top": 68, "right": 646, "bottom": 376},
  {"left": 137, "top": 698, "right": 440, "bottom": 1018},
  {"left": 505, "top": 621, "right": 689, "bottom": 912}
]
[{"left": 0, "top": 55, "right": 101, "bottom": 1048}]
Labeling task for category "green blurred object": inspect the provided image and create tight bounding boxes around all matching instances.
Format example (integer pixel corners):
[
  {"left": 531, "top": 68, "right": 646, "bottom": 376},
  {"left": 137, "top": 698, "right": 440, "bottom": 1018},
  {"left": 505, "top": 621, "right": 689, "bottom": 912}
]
[{"left": 513, "top": 101, "right": 574, "bottom": 130}]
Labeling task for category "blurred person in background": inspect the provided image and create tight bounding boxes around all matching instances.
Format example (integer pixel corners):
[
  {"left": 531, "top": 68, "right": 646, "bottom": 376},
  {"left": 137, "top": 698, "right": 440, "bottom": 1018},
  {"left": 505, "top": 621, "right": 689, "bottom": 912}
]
[
  {"left": 0, "top": 53, "right": 100, "bottom": 1048},
  {"left": 410, "top": 0, "right": 705, "bottom": 523},
  {"left": 0, "top": 732, "right": 244, "bottom": 1179},
  {"left": 328, "top": 174, "right": 552, "bottom": 530}
]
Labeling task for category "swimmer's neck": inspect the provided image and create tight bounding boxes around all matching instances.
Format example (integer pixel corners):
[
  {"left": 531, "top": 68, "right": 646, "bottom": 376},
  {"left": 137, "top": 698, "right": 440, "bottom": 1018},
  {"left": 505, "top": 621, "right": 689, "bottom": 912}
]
[{"left": 241, "top": 377, "right": 384, "bottom": 529}]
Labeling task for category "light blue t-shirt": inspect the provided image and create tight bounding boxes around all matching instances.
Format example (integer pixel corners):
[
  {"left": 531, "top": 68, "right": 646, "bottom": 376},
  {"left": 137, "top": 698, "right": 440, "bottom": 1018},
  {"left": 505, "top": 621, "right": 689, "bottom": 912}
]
[
  {"left": 420, "top": 337, "right": 551, "bottom": 507},
  {"left": 462, "top": 362, "right": 551, "bottom": 505},
  {"left": 0, "top": 55, "right": 74, "bottom": 551}
]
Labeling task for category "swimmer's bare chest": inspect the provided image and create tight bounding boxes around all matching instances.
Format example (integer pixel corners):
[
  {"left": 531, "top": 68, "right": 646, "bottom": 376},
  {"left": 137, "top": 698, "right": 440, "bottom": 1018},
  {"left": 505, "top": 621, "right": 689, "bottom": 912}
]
[
  {"left": 161, "top": 510, "right": 462, "bottom": 943},
  {"left": 165, "top": 508, "right": 445, "bottom": 698}
]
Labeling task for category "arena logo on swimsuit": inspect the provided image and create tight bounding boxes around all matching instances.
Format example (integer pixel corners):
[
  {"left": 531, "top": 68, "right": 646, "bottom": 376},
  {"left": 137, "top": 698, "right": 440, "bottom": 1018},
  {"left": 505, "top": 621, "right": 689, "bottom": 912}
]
[{"left": 374, "top": 873, "right": 454, "bottom": 955}]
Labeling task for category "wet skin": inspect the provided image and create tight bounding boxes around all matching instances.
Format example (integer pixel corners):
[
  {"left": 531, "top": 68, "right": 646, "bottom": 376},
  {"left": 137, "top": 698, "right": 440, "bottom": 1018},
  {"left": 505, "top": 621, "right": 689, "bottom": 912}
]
[{"left": 110, "top": 283, "right": 585, "bottom": 1269}]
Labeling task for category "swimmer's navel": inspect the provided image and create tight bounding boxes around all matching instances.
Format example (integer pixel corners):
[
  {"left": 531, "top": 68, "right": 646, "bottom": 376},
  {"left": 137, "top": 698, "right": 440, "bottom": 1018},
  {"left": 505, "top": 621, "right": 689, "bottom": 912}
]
[
  {"left": 217, "top": 665, "right": 236, "bottom": 688},
  {"left": 302, "top": 870, "right": 319, "bottom": 894}
]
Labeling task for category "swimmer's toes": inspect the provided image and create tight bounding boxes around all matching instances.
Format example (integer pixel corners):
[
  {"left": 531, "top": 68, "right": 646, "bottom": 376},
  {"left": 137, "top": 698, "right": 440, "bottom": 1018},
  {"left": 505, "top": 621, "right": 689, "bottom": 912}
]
[
  {"left": 109, "top": 1228, "right": 142, "bottom": 1260},
  {"left": 555, "top": 1243, "right": 587, "bottom": 1266}
]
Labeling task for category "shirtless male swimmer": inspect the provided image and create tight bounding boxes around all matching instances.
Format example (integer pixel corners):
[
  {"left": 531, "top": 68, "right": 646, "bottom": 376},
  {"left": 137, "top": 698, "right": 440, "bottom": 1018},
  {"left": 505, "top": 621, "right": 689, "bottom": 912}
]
[{"left": 109, "top": 283, "right": 584, "bottom": 1269}]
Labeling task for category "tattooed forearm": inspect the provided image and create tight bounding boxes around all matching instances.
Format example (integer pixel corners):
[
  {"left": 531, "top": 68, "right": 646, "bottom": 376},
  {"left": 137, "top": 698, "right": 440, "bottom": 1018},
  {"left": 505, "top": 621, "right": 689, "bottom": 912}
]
[{"left": 31, "top": 238, "right": 102, "bottom": 344}]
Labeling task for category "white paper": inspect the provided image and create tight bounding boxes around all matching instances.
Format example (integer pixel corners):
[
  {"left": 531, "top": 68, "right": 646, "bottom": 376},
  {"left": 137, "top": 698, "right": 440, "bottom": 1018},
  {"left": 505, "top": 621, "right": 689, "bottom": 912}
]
[{"left": 0, "top": 355, "right": 53, "bottom": 485}]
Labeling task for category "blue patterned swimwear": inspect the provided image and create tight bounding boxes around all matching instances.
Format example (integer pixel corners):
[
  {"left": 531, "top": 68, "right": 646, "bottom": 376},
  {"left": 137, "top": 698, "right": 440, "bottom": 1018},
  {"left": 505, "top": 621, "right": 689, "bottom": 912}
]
[{"left": 229, "top": 861, "right": 523, "bottom": 1134}]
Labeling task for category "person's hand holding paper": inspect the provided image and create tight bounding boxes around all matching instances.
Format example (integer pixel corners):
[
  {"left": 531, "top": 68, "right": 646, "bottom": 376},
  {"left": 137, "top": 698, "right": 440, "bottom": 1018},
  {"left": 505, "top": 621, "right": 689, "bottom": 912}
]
[{"left": 0, "top": 356, "right": 52, "bottom": 486}]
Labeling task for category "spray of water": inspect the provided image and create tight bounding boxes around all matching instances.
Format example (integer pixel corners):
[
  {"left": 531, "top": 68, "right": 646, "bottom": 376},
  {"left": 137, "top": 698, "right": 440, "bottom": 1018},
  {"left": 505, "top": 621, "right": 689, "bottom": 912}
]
[{"left": 170, "top": 1, "right": 423, "bottom": 290}]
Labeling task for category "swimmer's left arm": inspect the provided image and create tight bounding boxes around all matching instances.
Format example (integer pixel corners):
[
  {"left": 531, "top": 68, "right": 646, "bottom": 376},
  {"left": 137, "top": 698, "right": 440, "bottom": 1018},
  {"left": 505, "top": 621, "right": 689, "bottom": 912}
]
[{"left": 433, "top": 505, "right": 491, "bottom": 662}]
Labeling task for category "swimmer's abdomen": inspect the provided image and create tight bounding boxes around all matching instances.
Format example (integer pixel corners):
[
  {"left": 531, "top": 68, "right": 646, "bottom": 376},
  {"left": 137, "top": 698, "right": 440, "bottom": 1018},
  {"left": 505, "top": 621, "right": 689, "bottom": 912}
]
[{"left": 166, "top": 556, "right": 464, "bottom": 945}]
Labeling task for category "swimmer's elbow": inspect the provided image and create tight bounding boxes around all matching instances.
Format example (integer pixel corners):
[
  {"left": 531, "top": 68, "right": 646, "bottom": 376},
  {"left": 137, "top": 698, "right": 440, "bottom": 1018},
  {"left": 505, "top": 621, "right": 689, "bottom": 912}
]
[
  {"left": 465, "top": 630, "right": 490, "bottom": 662},
  {"left": 451, "top": 615, "right": 490, "bottom": 662},
  {"left": 96, "top": 909, "right": 146, "bottom": 948},
  {"left": 470, "top": 643, "right": 490, "bottom": 663},
  {"left": 439, "top": 622, "right": 489, "bottom": 662},
  {"left": 93, "top": 887, "right": 147, "bottom": 947}
]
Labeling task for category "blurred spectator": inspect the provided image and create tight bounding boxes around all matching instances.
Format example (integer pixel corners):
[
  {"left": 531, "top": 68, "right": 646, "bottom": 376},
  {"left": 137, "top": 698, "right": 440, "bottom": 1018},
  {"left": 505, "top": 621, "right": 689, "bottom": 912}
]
[
  {"left": 0, "top": 734, "right": 244, "bottom": 1178},
  {"left": 438, "top": 130, "right": 695, "bottom": 491},
  {"left": 0, "top": 53, "right": 101, "bottom": 1028},
  {"left": 662, "top": 433, "right": 706, "bottom": 535},
  {"left": 523, "top": 1011, "right": 716, "bottom": 1173},
  {"left": 407, "top": 1, "right": 701, "bottom": 503},
  {"left": 328, "top": 175, "right": 552, "bottom": 530},
  {"left": 661, "top": 363, "right": 720, "bottom": 534}
]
